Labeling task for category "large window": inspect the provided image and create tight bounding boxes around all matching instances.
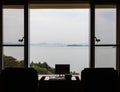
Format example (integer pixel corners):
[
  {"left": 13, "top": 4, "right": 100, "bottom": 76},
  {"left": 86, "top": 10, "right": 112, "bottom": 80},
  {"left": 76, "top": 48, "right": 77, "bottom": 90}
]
[
  {"left": 0, "top": 2, "right": 119, "bottom": 76},
  {"left": 30, "top": 4, "right": 90, "bottom": 77},
  {"left": 95, "top": 5, "right": 116, "bottom": 69},
  {"left": 2, "top": 5, "right": 25, "bottom": 68}
]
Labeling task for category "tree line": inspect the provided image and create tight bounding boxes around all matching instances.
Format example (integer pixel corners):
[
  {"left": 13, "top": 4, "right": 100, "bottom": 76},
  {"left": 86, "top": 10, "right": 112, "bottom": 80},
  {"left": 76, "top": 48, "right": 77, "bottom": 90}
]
[
  {"left": 3, "top": 55, "right": 79, "bottom": 74},
  {"left": 3, "top": 55, "right": 55, "bottom": 74}
]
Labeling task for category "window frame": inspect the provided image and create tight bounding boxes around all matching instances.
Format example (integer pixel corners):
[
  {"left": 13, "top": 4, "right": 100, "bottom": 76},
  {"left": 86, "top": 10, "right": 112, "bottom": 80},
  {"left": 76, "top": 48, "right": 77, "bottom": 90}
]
[
  {"left": 94, "top": 4, "right": 117, "bottom": 68},
  {"left": 0, "top": 0, "right": 119, "bottom": 74},
  {"left": 0, "top": 1, "right": 29, "bottom": 69},
  {"left": 90, "top": 2, "right": 119, "bottom": 69}
]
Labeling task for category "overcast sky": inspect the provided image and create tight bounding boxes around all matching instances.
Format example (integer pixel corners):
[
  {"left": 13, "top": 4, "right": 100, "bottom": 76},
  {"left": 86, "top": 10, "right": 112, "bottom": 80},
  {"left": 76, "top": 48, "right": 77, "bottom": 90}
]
[
  {"left": 3, "top": 9, "right": 24, "bottom": 44},
  {"left": 30, "top": 8, "right": 116, "bottom": 45},
  {"left": 95, "top": 9, "right": 116, "bottom": 44},
  {"left": 30, "top": 9, "right": 90, "bottom": 45},
  {"left": 3, "top": 8, "right": 116, "bottom": 45}
]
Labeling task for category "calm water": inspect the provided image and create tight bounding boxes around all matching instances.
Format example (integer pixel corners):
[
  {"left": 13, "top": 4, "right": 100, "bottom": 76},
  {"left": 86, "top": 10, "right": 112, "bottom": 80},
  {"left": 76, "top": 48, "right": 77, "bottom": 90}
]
[
  {"left": 30, "top": 46, "right": 90, "bottom": 74},
  {"left": 4, "top": 45, "right": 116, "bottom": 76}
]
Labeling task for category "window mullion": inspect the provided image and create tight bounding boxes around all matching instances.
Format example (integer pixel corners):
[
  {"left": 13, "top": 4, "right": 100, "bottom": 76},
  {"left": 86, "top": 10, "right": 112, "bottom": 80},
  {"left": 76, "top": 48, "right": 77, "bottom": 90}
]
[
  {"left": 24, "top": 2, "right": 29, "bottom": 68},
  {"left": 117, "top": 4, "right": 120, "bottom": 74},
  {"left": 0, "top": 3, "right": 3, "bottom": 70},
  {"left": 90, "top": 2, "right": 95, "bottom": 68}
]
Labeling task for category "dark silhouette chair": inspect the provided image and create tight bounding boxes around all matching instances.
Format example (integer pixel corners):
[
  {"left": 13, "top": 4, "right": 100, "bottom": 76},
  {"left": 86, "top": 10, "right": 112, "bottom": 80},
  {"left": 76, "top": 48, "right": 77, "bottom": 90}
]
[
  {"left": 0, "top": 68, "right": 38, "bottom": 92},
  {"left": 81, "top": 68, "right": 119, "bottom": 92}
]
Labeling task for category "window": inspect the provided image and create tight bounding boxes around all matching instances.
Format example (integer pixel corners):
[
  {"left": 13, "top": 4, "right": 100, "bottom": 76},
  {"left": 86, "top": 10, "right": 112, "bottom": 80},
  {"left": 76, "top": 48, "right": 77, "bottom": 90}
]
[
  {"left": 95, "top": 5, "right": 116, "bottom": 69},
  {"left": 30, "top": 4, "right": 90, "bottom": 78},
  {"left": 0, "top": 1, "right": 119, "bottom": 76},
  {"left": 2, "top": 5, "right": 25, "bottom": 68}
]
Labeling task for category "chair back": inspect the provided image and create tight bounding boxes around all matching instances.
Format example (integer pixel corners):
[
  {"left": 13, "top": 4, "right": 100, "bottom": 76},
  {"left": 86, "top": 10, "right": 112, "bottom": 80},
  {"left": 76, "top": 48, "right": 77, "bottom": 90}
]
[
  {"left": 81, "top": 68, "right": 118, "bottom": 92},
  {"left": 1, "top": 68, "right": 38, "bottom": 92}
]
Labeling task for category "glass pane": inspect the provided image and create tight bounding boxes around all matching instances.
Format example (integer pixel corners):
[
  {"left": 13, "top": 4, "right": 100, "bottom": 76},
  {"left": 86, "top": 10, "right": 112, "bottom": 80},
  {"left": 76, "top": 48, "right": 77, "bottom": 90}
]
[
  {"left": 3, "top": 5, "right": 24, "bottom": 45},
  {"left": 30, "top": 8, "right": 90, "bottom": 78},
  {"left": 3, "top": 47, "right": 24, "bottom": 68},
  {"left": 95, "top": 6, "right": 116, "bottom": 44},
  {"left": 95, "top": 47, "right": 116, "bottom": 69}
]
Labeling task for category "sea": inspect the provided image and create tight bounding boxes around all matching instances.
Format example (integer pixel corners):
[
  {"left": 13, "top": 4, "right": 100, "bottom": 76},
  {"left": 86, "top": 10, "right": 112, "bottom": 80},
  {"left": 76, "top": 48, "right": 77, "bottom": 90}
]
[
  {"left": 30, "top": 45, "right": 116, "bottom": 75},
  {"left": 4, "top": 45, "right": 116, "bottom": 78},
  {"left": 30, "top": 46, "right": 90, "bottom": 75}
]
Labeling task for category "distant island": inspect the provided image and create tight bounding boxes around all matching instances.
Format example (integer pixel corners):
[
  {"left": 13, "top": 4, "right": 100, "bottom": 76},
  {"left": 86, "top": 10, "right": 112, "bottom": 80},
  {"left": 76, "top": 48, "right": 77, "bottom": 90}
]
[
  {"left": 30, "top": 43, "right": 89, "bottom": 47},
  {"left": 67, "top": 44, "right": 89, "bottom": 47}
]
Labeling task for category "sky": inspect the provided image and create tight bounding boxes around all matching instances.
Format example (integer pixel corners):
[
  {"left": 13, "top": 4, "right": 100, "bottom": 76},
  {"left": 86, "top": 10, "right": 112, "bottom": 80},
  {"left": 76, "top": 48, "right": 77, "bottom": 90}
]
[
  {"left": 3, "top": 8, "right": 116, "bottom": 45},
  {"left": 95, "top": 9, "right": 116, "bottom": 44},
  {"left": 3, "top": 9, "right": 24, "bottom": 45},
  {"left": 30, "top": 8, "right": 116, "bottom": 45},
  {"left": 30, "top": 9, "right": 90, "bottom": 45}
]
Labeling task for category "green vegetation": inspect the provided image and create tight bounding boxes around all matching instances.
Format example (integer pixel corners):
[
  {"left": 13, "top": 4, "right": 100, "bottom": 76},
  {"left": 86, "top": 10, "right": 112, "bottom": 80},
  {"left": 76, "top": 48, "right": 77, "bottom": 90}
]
[
  {"left": 4, "top": 55, "right": 79, "bottom": 74},
  {"left": 3, "top": 55, "right": 24, "bottom": 68},
  {"left": 3, "top": 55, "right": 55, "bottom": 74},
  {"left": 30, "top": 62, "right": 55, "bottom": 74}
]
